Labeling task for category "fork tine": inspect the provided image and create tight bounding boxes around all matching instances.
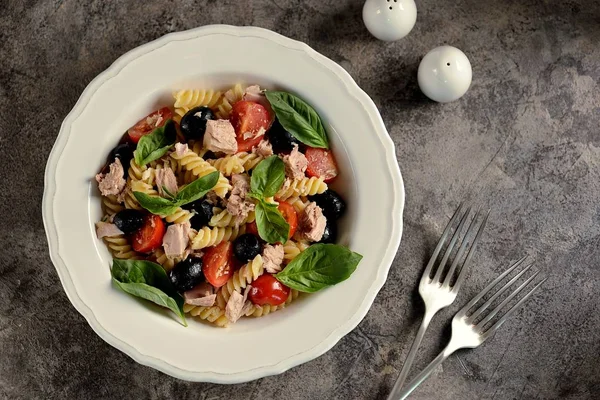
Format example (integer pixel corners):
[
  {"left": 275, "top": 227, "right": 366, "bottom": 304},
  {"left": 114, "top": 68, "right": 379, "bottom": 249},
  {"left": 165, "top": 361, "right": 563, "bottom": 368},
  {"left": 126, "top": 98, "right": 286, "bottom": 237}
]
[
  {"left": 432, "top": 206, "right": 472, "bottom": 283},
  {"left": 459, "top": 256, "right": 527, "bottom": 313},
  {"left": 421, "top": 202, "right": 466, "bottom": 281},
  {"left": 467, "top": 262, "right": 534, "bottom": 322},
  {"left": 483, "top": 277, "right": 547, "bottom": 337},
  {"left": 443, "top": 208, "right": 484, "bottom": 287},
  {"left": 451, "top": 210, "right": 490, "bottom": 291},
  {"left": 476, "top": 270, "right": 541, "bottom": 329}
]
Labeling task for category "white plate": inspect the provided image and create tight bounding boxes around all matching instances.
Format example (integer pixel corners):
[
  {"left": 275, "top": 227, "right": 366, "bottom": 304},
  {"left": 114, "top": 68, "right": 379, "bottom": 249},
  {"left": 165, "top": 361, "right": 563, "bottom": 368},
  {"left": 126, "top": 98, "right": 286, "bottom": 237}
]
[{"left": 43, "top": 25, "right": 404, "bottom": 383}]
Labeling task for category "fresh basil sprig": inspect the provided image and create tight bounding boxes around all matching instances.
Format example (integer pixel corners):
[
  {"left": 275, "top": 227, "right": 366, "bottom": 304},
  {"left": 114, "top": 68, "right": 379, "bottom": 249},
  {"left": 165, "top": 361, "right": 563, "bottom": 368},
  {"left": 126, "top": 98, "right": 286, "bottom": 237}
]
[
  {"left": 255, "top": 200, "right": 290, "bottom": 244},
  {"left": 111, "top": 259, "right": 187, "bottom": 326},
  {"left": 133, "top": 171, "right": 219, "bottom": 215},
  {"left": 265, "top": 91, "right": 329, "bottom": 149},
  {"left": 275, "top": 244, "right": 363, "bottom": 293},
  {"left": 250, "top": 155, "right": 286, "bottom": 198},
  {"left": 249, "top": 156, "right": 289, "bottom": 243},
  {"left": 134, "top": 119, "right": 177, "bottom": 166}
]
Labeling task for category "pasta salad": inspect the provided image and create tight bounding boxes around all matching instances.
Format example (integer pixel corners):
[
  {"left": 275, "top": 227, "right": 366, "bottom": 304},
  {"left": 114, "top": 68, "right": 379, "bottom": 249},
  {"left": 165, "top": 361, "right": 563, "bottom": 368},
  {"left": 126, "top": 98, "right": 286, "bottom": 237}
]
[{"left": 95, "top": 84, "right": 362, "bottom": 327}]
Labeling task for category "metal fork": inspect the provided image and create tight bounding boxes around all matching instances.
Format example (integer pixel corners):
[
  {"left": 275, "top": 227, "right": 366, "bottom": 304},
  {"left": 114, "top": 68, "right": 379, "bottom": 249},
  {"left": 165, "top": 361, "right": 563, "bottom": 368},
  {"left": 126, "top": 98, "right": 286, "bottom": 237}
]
[
  {"left": 388, "top": 203, "right": 489, "bottom": 396},
  {"left": 389, "top": 257, "right": 547, "bottom": 400}
]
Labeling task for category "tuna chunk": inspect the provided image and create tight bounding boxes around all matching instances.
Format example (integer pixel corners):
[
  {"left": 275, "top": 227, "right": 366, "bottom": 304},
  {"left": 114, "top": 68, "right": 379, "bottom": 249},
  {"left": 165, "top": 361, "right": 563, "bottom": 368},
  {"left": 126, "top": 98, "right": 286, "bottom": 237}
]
[
  {"left": 96, "top": 158, "right": 126, "bottom": 197},
  {"left": 262, "top": 244, "right": 284, "bottom": 274},
  {"left": 96, "top": 222, "right": 123, "bottom": 239},
  {"left": 184, "top": 282, "right": 216, "bottom": 306},
  {"left": 174, "top": 142, "right": 188, "bottom": 157},
  {"left": 283, "top": 145, "right": 308, "bottom": 180},
  {"left": 225, "top": 285, "right": 252, "bottom": 323},
  {"left": 227, "top": 174, "right": 254, "bottom": 225},
  {"left": 254, "top": 139, "right": 273, "bottom": 157},
  {"left": 300, "top": 202, "right": 327, "bottom": 242},
  {"left": 162, "top": 222, "right": 191, "bottom": 258},
  {"left": 203, "top": 120, "right": 238, "bottom": 154},
  {"left": 155, "top": 167, "right": 178, "bottom": 197}
]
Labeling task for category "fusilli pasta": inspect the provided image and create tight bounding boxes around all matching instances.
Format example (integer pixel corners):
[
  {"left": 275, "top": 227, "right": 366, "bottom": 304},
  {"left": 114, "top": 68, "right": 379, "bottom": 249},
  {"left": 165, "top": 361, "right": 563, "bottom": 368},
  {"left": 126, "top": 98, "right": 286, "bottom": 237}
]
[
  {"left": 103, "top": 235, "right": 140, "bottom": 260},
  {"left": 184, "top": 304, "right": 229, "bottom": 327},
  {"left": 276, "top": 177, "right": 328, "bottom": 200},
  {"left": 173, "top": 89, "right": 222, "bottom": 117},
  {"left": 170, "top": 148, "right": 231, "bottom": 198},
  {"left": 283, "top": 240, "right": 310, "bottom": 263},
  {"left": 102, "top": 195, "right": 124, "bottom": 215},
  {"left": 190, "top": 225, "right": 246, "bottom": 250},
  {"left": 236, "top": 152, "right": 264, "bottom": 171},
  {"left": 215, "top": 83, "right": 244, "bottom": 119},
  {"left": 209, "top": 208, "right": 255, "bottom": 228},
  {"left": 246, "top": 290, "right": 299, "bottom": 317},
  {"left": 215, "top": 255, "right": 264, "bottom": 307},
  {"left": 208, "top": 154, "right": 245, "bottom": 176}
]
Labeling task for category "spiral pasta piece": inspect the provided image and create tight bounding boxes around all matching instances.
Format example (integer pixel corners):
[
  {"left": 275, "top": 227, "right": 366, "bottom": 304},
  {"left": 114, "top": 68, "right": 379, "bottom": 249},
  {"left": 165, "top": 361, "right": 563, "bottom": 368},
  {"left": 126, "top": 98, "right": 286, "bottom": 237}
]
[
  {"left": 102, "top": 195, "right": 124, "bottom": 215},
  {"left": 215, "top": 255, "right": 264, "bottom": 308},
  {"left": 208, "top": 155, "right": 245, "bottom": 176},
  {"left": 246, "top": 290, "right": 299, "bottom": 318},
  {"left": 283, "top": 240, "right": 310, "bottom": 263},
  {"left": 173, "top": 89, "right": 222, "bottom": 117},
  {"left": 209, "top": 208, "right": 255, "bottom": 228},
  {"left": 215, "top": 83, "right": 244, "bottom": 119},
  {"left": 235, "top": 152, "right": 264, "bottom": 171},
  {"left": 170, "top": 148, "right": 231, "bottom": 198},
  {"left": 286, "top": 196, "right": 311, "bottom": 214},
  {"left": 276, "top": 177, "right": 328, "bottom": 200},
  {"left": 164, "top": 207, "right": 194, "bottom": 224},
  {"left": 124, "top": 179, "right": 158, "bottom": 210},
  {"left": 152, "top": 248, "right": 184, "bottom": 271},
  {"left": 184, "top": 305, "right": 229, "bottom": 327},
  {"left": 128, "top": 159, "right": 149, "bottom": 182},
  {"left": 103, "top": 235, "right": 140, "bottom": 260},
  {"left": 190, "top": 225, "right": 246, "bottom": 250}
]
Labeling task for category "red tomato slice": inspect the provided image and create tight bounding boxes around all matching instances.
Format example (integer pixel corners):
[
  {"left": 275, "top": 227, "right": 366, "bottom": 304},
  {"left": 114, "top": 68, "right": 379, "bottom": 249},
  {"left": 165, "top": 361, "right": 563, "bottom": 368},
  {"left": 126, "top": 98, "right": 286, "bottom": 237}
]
[
  {"left": 202, "top": 241, "right": 234, "bottom": 288},
  {"left": 127, "top": 107, "right": 173, "bottom": 144},
  {"left": 131, "top": 215, "right": 166, "bottom": 253},
  {"left": 247, "top": 221, "right": 259, "bottom": 236},
  {"left": 230, "top": 101, "right": 270, "bottom": 153},
  {"left": 248, "top": 275, "right": 291, "bottom": 306},
  {"left": 277, "top": 201, "right": 298, "bottom": 239},
  {"left": 305, "top": 147, "right": 339, "bottom": 182}
]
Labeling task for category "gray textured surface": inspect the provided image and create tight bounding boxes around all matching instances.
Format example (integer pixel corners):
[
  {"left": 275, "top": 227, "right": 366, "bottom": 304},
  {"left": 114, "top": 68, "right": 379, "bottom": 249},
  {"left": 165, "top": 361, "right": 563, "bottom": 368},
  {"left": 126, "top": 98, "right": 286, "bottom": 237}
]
[{"left": 1, "top": 0, "right": 599, "bottom": 399}]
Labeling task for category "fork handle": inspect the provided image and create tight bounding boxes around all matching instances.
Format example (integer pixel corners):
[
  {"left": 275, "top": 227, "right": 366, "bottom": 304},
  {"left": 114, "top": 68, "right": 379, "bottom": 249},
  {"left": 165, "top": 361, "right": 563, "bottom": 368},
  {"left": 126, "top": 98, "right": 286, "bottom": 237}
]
[
  {"left": 387, "top": 312, "right": 434, "bottom": 400},
  {"left": 390, "top": 344, "right": 458, "bottom": 400}
]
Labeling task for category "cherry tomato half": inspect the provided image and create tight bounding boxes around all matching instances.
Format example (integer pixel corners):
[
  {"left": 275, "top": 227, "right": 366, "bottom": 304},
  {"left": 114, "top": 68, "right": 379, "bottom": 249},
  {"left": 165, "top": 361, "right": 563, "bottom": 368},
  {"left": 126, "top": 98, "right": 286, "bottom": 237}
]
[
  {"left": 131, "top": 214, "right": 166, "bottom": 253},
  {"left": 248, "top": 274, "right": 291, "bottom": 306},
  {"left": 230, "top": 101, "right": 270, "bottom": 152},
  {"left": 277, "top": 201, "right": 298, "bottom": 239},
  {"left": 202, "top": 241, "right": 234, "bottom": 288},
  {"left": 305, "top": 147, "right": 339, "bottom": 182},
  {"left": 127, "top": 107, "right": 173, "bottom": 143}
]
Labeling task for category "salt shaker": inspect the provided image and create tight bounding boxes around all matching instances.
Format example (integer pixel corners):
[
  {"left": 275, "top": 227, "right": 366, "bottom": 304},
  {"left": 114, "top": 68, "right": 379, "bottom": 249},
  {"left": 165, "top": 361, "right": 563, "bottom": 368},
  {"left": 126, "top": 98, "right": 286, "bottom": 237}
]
[
  {"left": 418, "top": 46, "right": 472, "bottom": 103},
  {"left": 362, "top": 0, "right": 417, "bottom": 42}
]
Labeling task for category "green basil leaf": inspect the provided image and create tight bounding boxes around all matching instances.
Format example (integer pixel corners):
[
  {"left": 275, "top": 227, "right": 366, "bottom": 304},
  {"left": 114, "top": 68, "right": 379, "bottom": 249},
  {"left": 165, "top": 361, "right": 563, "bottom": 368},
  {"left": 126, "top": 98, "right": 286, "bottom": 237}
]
[
  {"left": 250, "top": 156, "right": 286, "bottom": 198},
  {"left": 275, "top": 244, "right": 363, "bottom": 293},
  {"left": 111, "top": 259, "right": 186, "bottom": 326},
  {"left": 265, "top": 91, "right": 329, "bottom": 149},
  {"left": 133, "top": 191, "right": 180, "bottom": 216},
  {"left": 133, "top": 119, "right": 176, "bottom": 166},
  {"left": 112, "top": 281, "right": 186, "bottom": 326},
  {"left": 175, "top": 171, "right": 220, "bottom": 205},
  {"left": 255, "top": 200, "right": 290, "bottom": 244}
]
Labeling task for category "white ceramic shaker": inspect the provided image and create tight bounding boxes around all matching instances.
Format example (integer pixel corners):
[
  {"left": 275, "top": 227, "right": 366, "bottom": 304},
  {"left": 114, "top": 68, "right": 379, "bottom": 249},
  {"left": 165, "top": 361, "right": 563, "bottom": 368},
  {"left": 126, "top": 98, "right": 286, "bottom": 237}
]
[
  {"left": 417, "top": 46, "right": 472, "bottom": 102},
  {"left": 363, "top": 0, "right": 417, "bottom": 41}
]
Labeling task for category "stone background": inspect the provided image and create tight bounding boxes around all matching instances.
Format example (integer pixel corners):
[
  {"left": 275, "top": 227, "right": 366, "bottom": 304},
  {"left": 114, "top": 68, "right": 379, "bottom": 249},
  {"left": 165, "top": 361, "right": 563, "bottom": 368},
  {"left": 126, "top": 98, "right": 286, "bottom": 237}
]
[{"left": 1, "top": 0, "right": 599, "bottom": 399}]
